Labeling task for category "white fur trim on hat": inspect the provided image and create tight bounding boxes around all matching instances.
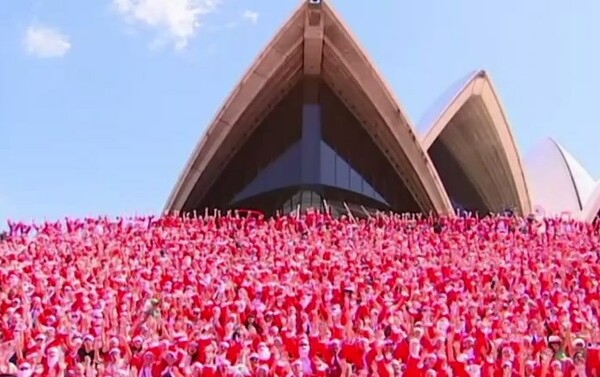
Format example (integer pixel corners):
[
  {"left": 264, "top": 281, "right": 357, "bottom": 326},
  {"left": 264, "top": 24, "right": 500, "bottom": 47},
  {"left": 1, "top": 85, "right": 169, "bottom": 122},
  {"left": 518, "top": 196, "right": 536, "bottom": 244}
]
[
  {"left": 456, "top": 354, "right": 468, "bottom": 363},
  {"left": 551, "top": 360, "right": 562, "bottom": 368},
  {"left": 548, "top": 335, "right": 562, "bottom": 344}
]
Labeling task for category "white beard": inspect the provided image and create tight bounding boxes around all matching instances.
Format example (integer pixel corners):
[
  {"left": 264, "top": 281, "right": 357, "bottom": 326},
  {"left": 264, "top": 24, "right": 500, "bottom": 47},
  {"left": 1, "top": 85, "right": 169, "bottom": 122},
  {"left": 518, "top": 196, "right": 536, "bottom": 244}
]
[
  {"left": 253, "top": 301, "right": 266, "bottom": 313},
  {"left": 47, "top": 356, "right": 60, "bottom": 368},
  {"left": 300, "top": 296, "right": 312, "bottom": 309},
  {"left": 258, "top": 348, "right": 271, "bottom": 361},
  {"left": 409, "top": 342, "right": 421, "bottom": 359},
  {"left": 299, "top": 346, "right": 310, "bottom": 358},
  {"left": 466, "top": 365, "right": 481, "bottom": 377},
  {"left": 17, "top": 371, "right": 33, "bottom": 377},
  {"left": 437, "top": 321, "right": 449, "bottom": 333}
]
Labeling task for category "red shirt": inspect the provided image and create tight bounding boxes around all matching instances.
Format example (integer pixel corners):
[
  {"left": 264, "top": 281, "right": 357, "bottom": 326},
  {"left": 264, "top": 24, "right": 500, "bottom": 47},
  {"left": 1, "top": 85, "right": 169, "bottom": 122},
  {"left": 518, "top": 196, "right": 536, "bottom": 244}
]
[{"left": 404, "top": 356, "right": 421, "bottom": 376}]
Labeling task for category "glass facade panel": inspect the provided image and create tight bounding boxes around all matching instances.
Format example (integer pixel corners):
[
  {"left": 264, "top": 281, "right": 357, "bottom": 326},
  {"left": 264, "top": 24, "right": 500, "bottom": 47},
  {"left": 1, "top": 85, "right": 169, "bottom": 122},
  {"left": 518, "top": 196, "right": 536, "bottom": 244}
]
[
  {"left": 280, "top": 190, "right": 324, "bottom": 214},
  {"left": 334, "top": 152, "right": 350, "bottom": 190},
  {"left": 320, "top": 82, "right": 419, "bottom": 213},
  {"left": 363, "top": 179, "right": 376, "bottom": 202},
  {"left": 194, "top": 79, "right": 420, "bottom": 215},
  {"left": 233, "top": 185, "right": 389, "bottom": 217},
  {"left": 320, "top": 142, "right": 389, "bottom": 206},
  {"left": 349, "top": 166, "right": 363, "bottom": 194},
  {"left": 233, "top": 137, "right": 390, "bottom": 208},
  {"left": 233, "top": 142, "right": 302, "bottom": 203},
  {"left": 196, "top": 83, "right": 304, "bottom": 210},
  {"left": 301, "top": 105, "right": 322, "bottom": 184},
  {"left": 428, "top": 138, "right": 487, "bottom": 213},
  {"left": 320, "top": 140, "right": 336, "bottom": 187}
]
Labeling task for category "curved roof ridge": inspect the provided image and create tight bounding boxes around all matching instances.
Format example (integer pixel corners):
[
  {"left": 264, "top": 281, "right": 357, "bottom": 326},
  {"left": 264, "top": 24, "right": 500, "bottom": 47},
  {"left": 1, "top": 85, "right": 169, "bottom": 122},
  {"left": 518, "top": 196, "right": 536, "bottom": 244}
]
[
  {"left": 526, "top": 138, "right": 594, "bottom": 215},
  {"left": 419, "top": 70, "right": 531, "bottom": 215},
  {"left": 550, "top": 139, "right": 595, "bottom": 207},
  {"left": 164, "top": 1, "right": 307, "bottom": 212},
  {"left": 416, "top": 70, "right": 482, "bottom": 136},
  {"left": 318, "top": 3, "right": 453, "bottom": 214},
  {"left": 164, "top": 0, "right": 455, "bottom": 215},
  {"left": 581, "top": 182, "right": 600, "bottom": 222}
]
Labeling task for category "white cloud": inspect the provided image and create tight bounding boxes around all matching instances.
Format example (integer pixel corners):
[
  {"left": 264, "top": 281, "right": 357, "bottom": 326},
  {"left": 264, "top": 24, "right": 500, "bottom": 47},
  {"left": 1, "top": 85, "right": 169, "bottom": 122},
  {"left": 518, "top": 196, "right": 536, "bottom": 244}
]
[
  {"left": 207, "top": 21, "right": 237, "bottom": 33},
  {"left": 24, "top": 25, "right": 71, "bottom": 58},
  {"left": 242, "top": 10, "right": 259, "bottom": 24},
  {"left": 113, "top": 0, "right": 221, "bottom": 50}
]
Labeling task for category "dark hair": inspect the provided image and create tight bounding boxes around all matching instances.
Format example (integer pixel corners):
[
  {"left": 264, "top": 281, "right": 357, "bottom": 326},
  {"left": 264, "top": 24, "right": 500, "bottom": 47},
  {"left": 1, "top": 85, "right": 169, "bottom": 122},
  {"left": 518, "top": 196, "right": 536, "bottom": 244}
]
[{"left": 383, "top": 325, "right": 392, "bottom": 338}]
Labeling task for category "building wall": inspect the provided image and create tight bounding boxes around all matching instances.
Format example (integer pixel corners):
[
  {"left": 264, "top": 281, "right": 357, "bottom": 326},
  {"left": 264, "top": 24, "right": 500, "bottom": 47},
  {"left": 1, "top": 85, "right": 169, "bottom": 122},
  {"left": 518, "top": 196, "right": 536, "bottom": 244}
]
[{"left": 186, "top": 80, "right": 421, "bottom": 214}]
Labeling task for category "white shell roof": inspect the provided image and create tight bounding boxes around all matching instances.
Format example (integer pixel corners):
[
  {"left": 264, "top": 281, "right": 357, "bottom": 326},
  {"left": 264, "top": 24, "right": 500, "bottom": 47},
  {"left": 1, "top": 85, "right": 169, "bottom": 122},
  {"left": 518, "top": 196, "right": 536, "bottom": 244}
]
[
  {"left": 581, "top": 182, "right": 600, "bottom": 221},
  {"left": 416, "top": 70, "right": 480, "bottom": 136},
  {"left": 526, "top": 138, "right": 594, "bottom": 216},
  {"left": 557, "top": 143, "right": 595, "bottom": 206}
]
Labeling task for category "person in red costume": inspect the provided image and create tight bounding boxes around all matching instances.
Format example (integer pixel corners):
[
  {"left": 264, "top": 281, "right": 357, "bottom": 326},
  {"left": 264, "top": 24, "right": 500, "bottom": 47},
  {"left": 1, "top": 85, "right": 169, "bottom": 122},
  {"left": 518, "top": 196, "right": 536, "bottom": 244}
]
[
  {"left": 2, "top": 213, "right": 600, "bottom": 375},
  {"left": 135, "top": 350, "right": 162, "bottom": 377}
]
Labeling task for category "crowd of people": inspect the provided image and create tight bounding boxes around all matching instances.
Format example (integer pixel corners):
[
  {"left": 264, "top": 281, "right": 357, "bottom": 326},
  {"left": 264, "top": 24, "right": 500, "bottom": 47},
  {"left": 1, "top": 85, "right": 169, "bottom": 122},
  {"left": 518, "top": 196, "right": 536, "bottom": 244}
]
[{"left": 1, "top": 212, "right": 600, "bottom": 376}]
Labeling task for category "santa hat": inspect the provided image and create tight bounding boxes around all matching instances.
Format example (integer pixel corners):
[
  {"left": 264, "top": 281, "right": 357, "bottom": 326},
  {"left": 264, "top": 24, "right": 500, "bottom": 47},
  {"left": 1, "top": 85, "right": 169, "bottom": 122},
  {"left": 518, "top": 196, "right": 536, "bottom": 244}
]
[
  {"left": 109, "top": 348, "right": 121, "bottom": 356},
  {"left": 217, "top": 358, "right": 231, "bottom": 367},
  {"left": 145, "top": 345, "right": 162, "bottom": 360},
  {"left": 173, "top": 332, "right": 187, "bottom": 341},
  {"left": 413, "top": 325, "right": 425, "bottom": 338},
  {"left": 131, "top": 336, "right": 143, "bottom": 344},
  {"left": 548, "top": 335, "right": 562, "bottom": 344},
  {"left": 462, "top": 336, "right": 475, "bottom": 346},
  {"left": 525, "top": 360, "right": 536, "bottom": 368},
  {"left": 234, "top": 364, "right": 251, "bottom": 375}
]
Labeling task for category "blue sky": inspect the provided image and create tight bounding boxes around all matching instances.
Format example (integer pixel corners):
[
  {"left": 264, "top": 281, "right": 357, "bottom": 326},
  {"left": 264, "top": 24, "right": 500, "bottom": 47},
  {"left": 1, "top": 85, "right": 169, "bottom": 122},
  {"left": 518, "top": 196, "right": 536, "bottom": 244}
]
[{"left": 1, "top": 0, "right": 600, "bottom": 225}]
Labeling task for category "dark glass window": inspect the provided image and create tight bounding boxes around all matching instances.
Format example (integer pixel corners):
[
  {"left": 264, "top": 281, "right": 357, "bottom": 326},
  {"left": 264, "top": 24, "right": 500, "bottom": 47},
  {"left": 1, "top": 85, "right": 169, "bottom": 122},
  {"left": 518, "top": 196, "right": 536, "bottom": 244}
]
[
  {"left": 193, "top": 83, "right": 304, "bottom": 210},
  {"left": 188, "top": 80, "right": 424, "bottom": 215},
  {"left": 428, "top": 138, "right": 487, "bottom": 213},
  {"left": 320, "top": 83, "right": 419, "bottom": 212}
]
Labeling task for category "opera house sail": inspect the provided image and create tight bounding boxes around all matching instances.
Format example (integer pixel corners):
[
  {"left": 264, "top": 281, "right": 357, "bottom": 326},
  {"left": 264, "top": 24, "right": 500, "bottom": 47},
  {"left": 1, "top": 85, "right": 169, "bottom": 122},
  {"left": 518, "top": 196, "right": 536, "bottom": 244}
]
[
  {"left": 418, "top": 71, "right": 531, "bottom": 215},
  {"left": 526, "top": 138, "right": 595, "bottom": 217},
  {"left": 165, "top": 0, "right": 454, "bottom": 217},
  {"left": 166, "top": 0, "right": 600, "bottom": 220}
]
